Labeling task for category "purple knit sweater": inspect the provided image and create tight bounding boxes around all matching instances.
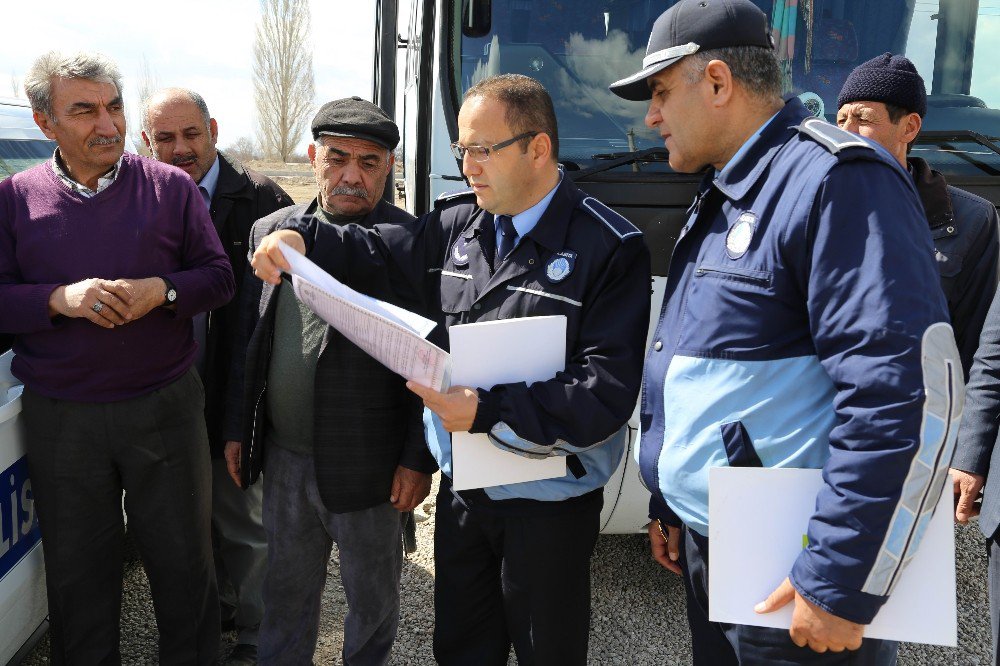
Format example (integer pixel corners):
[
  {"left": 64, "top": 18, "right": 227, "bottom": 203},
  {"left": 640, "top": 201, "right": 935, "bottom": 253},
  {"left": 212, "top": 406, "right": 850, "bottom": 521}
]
[{"left": 0, "top": 153, "right": 234, "bottom": 401}]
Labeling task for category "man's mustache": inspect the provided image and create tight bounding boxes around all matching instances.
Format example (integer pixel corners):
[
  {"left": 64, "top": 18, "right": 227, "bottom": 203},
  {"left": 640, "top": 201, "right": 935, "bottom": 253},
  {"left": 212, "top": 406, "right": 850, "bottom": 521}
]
[
  {"left": 331, "top": 185, "right": 369, "bottom": 198},
  {"left": 89, "top": 135, "right": 123, "bottom": 147}
]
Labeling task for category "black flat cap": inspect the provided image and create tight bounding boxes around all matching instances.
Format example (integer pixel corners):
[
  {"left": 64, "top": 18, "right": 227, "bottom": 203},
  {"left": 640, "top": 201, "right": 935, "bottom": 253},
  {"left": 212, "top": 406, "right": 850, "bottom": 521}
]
[
  {"left": 311, "top": 96, "right": 399, "bottom": 149},
  {"left": 609, "top": 0, "right": 774, "bottom": 101}
]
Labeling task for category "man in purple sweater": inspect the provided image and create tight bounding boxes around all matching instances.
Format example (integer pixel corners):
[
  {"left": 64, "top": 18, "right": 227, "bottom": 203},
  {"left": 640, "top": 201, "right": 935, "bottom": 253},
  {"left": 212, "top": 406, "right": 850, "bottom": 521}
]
[{"left": 0, "top": 51, "right": 234, "bottom": 664}]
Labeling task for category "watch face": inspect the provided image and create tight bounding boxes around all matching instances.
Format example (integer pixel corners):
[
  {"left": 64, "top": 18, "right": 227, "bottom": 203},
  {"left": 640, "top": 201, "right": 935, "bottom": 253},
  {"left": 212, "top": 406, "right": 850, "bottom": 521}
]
[{"left": 166, "top": 288, "right": 178, "bottom": 303}]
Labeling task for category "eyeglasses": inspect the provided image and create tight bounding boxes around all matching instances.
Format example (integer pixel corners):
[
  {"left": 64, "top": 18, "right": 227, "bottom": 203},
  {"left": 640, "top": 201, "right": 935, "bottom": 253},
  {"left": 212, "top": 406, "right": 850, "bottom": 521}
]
[{"left": 450, "top": 131, "right": 539, "bottom": 163}]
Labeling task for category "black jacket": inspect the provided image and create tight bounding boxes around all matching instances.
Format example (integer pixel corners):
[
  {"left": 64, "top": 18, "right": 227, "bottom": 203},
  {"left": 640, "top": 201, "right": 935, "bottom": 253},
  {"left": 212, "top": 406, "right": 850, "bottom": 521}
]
[
  {"left": 910, "top": 157, "right": 1000, "bottom": 378},
  {"left": 202, "top": 152, "right": 292, "bottom": 456},
  {"left": 224, "top": 198, "right": 436, "bottom": 513}
]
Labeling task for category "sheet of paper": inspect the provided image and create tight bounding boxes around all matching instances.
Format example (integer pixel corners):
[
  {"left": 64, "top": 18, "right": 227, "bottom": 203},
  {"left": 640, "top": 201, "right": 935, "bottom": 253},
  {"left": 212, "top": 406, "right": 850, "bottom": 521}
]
[
  {"left": 280, "top": 241, "right": 450, "bottom": 391},
  {"left": 281, "top": 240, "right": 437, "bottom": 338},
  {"left": 708, "top": 467, "right": 956, "bottom": 646},
  {"left": 449, "top": 316, "right": 567, "bottom": 490}
]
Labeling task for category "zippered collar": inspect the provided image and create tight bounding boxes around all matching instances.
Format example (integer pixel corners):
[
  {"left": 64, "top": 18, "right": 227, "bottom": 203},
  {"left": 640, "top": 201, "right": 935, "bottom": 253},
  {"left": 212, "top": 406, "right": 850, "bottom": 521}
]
[
  {"left": 908, "top": 157, "right": 954, "bottom": 229},
  {"left": 713, "top": 97, "right": 811, "bottom": 203}
]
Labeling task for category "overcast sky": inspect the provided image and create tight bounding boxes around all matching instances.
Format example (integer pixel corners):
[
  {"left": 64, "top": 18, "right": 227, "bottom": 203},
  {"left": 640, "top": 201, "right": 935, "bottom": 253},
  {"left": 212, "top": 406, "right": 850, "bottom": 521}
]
[
  {"left": 3, "top": 0, "right": 379, "bottom": 154},
  {"left": 5, "top": 1, "right": 999, "bottom": 156}
]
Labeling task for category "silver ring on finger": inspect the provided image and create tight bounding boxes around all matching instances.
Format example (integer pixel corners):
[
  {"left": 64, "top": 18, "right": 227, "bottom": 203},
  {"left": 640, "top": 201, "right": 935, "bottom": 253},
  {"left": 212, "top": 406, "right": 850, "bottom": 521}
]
[{"left": 92, "top": 302, "right": 104, "bottom": 314}]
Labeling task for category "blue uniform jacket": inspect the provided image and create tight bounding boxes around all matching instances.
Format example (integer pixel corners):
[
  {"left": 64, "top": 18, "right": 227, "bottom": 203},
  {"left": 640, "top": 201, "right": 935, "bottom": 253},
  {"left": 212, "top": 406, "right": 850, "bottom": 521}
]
[
  {"left": 640, "top": 98, "right": 963, "bottom": 624},
  {"left": 292, "top": 177, "right": 651, "bottom": 507}
]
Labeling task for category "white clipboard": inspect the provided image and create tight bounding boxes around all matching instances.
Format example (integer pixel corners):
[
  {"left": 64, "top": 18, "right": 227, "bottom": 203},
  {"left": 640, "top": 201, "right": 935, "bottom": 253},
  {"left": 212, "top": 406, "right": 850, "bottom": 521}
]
[
  {"left": 708, "top": 467, "right": 956, "bottom": 646},
  {"left": 449, "top": 316, "right": 568, "bottom": 490}
]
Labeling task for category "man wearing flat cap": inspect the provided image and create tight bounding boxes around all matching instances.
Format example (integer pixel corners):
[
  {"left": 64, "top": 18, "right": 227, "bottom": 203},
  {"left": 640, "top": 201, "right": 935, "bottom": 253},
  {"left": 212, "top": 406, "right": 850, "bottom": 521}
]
[
  {"left": 224, "top": 96, "right": 436, "bottom": 665},
  {"left": 610, "top": 1, "right": 960, "bottom": 663}
]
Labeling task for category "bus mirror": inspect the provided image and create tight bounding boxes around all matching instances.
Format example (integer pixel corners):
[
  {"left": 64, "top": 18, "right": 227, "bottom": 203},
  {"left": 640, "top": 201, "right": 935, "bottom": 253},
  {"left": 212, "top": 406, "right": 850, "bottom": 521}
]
[{"left": 462, "top": 0, "right": 492, "bottom": 38}]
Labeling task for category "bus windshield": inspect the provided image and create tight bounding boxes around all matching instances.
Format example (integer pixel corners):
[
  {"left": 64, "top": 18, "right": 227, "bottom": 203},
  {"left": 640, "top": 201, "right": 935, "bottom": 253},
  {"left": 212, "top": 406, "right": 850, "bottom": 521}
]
[{"left": 453, "top": 0, "right": 1000, "bottom": 177}]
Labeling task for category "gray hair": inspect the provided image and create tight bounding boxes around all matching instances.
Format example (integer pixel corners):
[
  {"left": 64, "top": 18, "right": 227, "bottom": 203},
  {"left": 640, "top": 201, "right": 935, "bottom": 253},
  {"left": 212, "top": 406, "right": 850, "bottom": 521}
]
[
  {"left": 142, "top": 87, "right": 212, "bottom": 133},
  {"left": 684, "top": 46, "right": 782, "bottom": 102},
  {"left": 24, "top": 51, "right": 123, "bottom": 118}
]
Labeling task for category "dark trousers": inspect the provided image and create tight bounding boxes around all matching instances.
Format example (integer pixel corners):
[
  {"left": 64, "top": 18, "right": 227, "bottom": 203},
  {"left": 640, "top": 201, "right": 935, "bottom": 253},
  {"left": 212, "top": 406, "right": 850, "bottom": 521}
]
[
  {"left": 432, "top": 485, "right": 601, "bottom": 666},
  {"left": 259, "top": 445, "right": 403, "bottom": 666},
  {"left": 680, "top": 525, "right": 898, "bottom": 666},
  {"left": 22, "top": 369, "right": 219, "bottom": 665},
  {"left": 211, "top": 458, "right": 266, "bottom": 647},
  {"left": 988, "top": 534, "right": 1000, "bottom": 665}
]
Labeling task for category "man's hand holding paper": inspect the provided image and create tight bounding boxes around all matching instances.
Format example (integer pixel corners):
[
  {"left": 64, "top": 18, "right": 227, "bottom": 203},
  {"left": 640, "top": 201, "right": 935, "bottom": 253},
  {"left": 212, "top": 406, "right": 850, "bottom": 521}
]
[
  {"left": 406, "top": 382, "right": 478, "bottom": 432},
  {"left": 251, "top": 229, "right": 305, "bottom": 284},
  {"left": 755, "top": 577, "right": 864, "bottom": 653},
  {"left": 251, "top": 237, "right": 450, "bottom": 392}
]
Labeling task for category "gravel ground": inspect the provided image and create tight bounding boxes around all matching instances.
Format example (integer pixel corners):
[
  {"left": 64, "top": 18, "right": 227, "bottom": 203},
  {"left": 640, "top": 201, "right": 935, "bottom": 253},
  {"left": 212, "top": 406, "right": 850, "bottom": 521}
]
[{"left": 22, "top": 476, "right": 994, "bottom": 664}]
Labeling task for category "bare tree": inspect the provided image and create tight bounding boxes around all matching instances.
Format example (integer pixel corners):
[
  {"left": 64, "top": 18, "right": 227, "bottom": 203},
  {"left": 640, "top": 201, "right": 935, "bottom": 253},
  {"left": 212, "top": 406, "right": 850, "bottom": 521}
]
[
  {"left": 252, "top": 0, "right": 315, "bottom": 162},
  {"left": 10, "top": 72, "right": 21, "bottom": 98},
  {"left": 225, "top": 136, "right": 262, "bottom": 163},
  {"left": 127, "top": 56, "right": 159, "bottom": 155}
]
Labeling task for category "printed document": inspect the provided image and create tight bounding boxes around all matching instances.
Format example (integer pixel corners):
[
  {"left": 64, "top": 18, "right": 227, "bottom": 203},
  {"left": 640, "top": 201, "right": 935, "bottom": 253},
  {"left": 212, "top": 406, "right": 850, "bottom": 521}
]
[
  {"left": 280, "top": 241, "right": 450, "bottom": 391},
  {"left": 708, "top": 467, "right": 956, "bottom": 646},
  {"left": 449, "top": 316, "right": 567, "bottom": 490}
]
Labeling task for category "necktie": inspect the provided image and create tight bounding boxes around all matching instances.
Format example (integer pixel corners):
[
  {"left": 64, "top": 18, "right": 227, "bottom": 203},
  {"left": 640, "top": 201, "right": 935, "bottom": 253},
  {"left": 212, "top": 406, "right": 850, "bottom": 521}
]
[{"left": 496, "top": 215, "right": 518, "bottom": 262}]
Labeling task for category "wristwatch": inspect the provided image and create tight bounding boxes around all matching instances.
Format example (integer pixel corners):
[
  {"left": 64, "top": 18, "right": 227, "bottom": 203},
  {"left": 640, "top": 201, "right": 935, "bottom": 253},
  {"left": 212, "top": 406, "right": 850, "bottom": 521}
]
[{"left": 162, "top": 277, "right": 178, "bottom": 305}]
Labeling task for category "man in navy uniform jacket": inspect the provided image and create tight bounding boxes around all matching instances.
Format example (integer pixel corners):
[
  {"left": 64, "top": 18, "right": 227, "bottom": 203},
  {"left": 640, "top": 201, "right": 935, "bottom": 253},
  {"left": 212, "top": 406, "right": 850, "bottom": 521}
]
[{"left": 610, "top": 1, "right": 961, "bottom": 663}]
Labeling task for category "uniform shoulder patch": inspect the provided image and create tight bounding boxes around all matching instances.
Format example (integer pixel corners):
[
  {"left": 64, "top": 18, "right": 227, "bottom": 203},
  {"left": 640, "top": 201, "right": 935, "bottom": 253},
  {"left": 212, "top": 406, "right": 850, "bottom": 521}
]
[
  {"left": 434, "top": 188, "right": 475, "bottom": 208},
  {"left": 797, "top": 117, "right": 873, "bottom": 154},
  {"left": 580, "top": 197, "right": 642, "bottom": 241}
]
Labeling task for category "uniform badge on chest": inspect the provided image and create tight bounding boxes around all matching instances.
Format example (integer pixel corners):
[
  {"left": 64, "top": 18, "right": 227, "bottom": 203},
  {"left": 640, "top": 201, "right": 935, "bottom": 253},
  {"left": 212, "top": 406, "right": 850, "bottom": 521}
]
[
  {"left": 452, "top": 238, "right": 471, "bottom": 267},
  {"left": 546, "top": 250, "right": 577, "bottom": 283},
  {"left": 726, "top": 212, "right": 757, "bottom": 259}
]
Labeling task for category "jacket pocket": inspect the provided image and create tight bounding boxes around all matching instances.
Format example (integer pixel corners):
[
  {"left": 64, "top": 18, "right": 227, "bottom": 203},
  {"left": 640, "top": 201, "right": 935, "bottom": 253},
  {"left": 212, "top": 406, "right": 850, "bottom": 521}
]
[
  {"left": 695, "top": 264, "right": 773, "bottom": 287},
  {"left": 933, "top": 249, "right": 963, "bottom": 279},
  {"left": 720, "top": 421, "right": 762, "bottom": 467},
  {"left": 678, "top": 264, "right": 776, "bottom": 354},
  {"left": 438, "top": 273, "right": 477, "bottom": 315}
]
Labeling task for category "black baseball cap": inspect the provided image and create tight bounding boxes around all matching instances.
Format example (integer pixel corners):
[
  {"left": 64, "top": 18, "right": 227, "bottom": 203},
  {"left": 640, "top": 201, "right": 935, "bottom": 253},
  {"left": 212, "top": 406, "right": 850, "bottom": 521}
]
[
  {"left": 311, "top": 96, "right": 400, "bottom": 150},
  {"left": 609, "top": 0, "right": 774, "bottom": 101}
]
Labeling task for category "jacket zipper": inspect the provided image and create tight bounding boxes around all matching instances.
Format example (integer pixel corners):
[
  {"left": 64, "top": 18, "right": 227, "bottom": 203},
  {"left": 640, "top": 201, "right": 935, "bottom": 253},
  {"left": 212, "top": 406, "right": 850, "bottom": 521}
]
[{"left": 695, "top": 265, "right": 772, "bottom": 286}]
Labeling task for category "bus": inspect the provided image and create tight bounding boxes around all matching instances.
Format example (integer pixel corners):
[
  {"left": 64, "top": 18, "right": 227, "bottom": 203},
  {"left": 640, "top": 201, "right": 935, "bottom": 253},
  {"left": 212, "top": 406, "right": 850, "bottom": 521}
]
[{"left": 374, "top": 0, "right": 1000, "bottom": 533}]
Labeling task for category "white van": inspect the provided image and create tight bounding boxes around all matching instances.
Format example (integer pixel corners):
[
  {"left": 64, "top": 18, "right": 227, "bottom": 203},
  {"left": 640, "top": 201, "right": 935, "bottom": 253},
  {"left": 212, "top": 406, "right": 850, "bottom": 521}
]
[
  {"left": 0, "top": 351, "right": 45, "bottom": 666},
  {"left": 0, "top": 97, "right": 50, "bottom": 665}
]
